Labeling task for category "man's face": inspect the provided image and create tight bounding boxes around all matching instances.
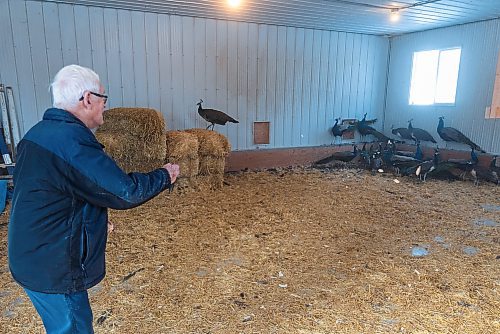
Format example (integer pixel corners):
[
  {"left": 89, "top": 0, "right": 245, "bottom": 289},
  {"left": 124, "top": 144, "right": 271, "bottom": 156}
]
[{"left": 86, "top": 86, "right": 107, "bottom": 129}]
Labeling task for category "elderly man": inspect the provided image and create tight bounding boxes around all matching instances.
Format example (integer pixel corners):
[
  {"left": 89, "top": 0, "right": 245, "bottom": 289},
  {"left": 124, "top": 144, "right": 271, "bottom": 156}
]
[{"left": 8, "top": 64, "right": 179, "bottom": 333}]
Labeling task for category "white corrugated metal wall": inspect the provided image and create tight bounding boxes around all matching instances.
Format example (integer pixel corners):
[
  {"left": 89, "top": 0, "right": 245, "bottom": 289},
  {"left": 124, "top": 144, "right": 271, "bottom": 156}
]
[
  {"left": 385, "top": 19, "right": 500, "bottom": 154},
  {"left": 0, "top": 0, "right": 389, "bottom": 151}
]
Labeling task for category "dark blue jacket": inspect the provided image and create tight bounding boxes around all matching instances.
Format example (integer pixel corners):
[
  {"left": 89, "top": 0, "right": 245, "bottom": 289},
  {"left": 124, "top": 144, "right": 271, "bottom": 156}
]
[{"left": 8, "top": 108, "right": 171, "bottom": 294}]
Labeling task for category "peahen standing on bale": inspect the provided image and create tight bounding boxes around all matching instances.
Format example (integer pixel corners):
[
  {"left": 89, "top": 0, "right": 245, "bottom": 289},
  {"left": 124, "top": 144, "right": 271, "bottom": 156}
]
[
  {"left": 197, "top": 99, "right": 239, "bottom": 130},
  {"left": 437, "top": 117, "right": 485, "bottom": 152},
  {"left": 408, "top": 119, "right": 436, "bottom": 144}
]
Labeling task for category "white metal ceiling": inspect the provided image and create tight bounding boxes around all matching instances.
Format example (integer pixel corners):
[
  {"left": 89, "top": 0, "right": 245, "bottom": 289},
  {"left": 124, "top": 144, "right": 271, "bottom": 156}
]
[{"left": 36, "top": 0, "right": 500, "bottom": 36}]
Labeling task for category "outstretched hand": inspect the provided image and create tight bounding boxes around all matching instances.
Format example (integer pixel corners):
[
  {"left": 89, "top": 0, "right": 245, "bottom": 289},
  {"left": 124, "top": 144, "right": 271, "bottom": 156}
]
[{"left": 163, "top": 163, "right": 180, "bottom": 184}]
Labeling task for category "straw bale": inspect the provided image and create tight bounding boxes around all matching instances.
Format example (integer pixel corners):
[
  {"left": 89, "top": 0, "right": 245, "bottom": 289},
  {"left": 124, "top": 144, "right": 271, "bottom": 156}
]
[
  {"left": 165, "top": 131, "right": 198, "bottom": 159},
  {"left": 164, "top": 157, "right": 199, "bottom": 192},
  {"left": 96, "top": 132, "right": 123, "bottom": 159},
  {"left": 185, "top": 128, "right": 230, "bottom": 157},
  {"left": 164, "top": 132, "right": 201, "bottom": 192},
  {"left": 121, "top": 133, "right": 166, "bottom": 161},
  {"left": 96, "top": 132, "right": 166, "bottom": 173},
  {"left": 99, "top": 107, "right": 166, "bottom": 141},
  {"left": 95, "top": 107, "right": 167, "bottom": 173},
  {"left": 119, "top": 159, "right": 165, "bottom": 174},
  {"left": 199, "top": 155, "right": 226, "bottom": 175}
]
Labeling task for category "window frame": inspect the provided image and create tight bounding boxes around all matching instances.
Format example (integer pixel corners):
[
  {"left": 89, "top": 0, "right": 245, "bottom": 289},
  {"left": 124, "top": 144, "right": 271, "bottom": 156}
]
[{"left": 408, "top": 47, "right": 462, "bottom": 106}]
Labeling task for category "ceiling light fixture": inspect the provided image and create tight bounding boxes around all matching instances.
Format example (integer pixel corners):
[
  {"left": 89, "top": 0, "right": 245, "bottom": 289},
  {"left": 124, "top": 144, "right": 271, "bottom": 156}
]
[
  {"left": 390, "top": 8, "right": 400, "bottom": 22},
  {"left": 227, "top": 0, "right": 241, "bottom": 8}
]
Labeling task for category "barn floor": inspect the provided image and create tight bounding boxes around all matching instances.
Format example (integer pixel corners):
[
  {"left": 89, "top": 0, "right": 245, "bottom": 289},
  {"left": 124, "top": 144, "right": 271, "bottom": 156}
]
[{"left": 1, "top": 167, "right": 499, "bottom": 334}]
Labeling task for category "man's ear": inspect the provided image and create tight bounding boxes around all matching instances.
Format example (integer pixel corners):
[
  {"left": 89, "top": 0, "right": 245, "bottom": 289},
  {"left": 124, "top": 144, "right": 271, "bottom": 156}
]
[{"left": 83, "top": 92, "right": 91, "bottom": 107}]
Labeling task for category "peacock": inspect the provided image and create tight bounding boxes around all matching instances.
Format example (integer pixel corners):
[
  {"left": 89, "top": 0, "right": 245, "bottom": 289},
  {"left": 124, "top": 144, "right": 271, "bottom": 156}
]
[{"left": 437, "top": 117, "right": 485, "bottom": 153}]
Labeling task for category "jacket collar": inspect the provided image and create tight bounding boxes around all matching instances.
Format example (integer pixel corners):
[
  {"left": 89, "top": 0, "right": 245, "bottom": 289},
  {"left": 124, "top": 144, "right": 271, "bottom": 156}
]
[{"left": 43, "top": 108, "right": 87, "bottom": 128}]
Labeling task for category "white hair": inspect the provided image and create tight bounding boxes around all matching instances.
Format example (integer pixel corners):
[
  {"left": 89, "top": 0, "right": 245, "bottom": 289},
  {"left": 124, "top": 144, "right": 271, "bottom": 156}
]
[{"left": 50, "top": 65, "right": 101, "bottom": 110}]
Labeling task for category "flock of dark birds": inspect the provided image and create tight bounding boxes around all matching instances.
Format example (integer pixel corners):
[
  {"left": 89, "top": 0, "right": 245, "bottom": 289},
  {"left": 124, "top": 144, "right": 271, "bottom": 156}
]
[
  {"left": 330, "top": 113, "right": 487, "bottom": 153},
  {"left": 194, "top": 100, "right": 498, "bottom": 185},
  {"left": 317, "top": 114, "right": 499, "bottom": 185}
]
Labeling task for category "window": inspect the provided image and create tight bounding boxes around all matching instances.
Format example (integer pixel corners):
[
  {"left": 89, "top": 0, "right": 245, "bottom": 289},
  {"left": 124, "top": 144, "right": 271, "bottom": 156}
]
[{"left": 409, "top": 48, "right": 461, "bottom": 105}]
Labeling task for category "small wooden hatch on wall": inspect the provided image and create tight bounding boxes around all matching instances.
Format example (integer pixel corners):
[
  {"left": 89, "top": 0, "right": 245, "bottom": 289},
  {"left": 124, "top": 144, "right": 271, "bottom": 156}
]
[{"left": 253, "top": 121, "right": 270, "bottom": 145}]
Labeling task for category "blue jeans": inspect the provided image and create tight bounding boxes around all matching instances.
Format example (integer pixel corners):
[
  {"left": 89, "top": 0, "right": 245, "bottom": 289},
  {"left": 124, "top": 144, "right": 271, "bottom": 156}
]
[{"left": 24, "top": 288, "right": 94, "bottom": 333}]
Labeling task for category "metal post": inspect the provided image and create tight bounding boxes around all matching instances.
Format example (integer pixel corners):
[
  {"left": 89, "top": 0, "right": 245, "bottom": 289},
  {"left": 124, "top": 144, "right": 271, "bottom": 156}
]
[{"left": 5, "top": 87, "right": 21, "bottom": 159}]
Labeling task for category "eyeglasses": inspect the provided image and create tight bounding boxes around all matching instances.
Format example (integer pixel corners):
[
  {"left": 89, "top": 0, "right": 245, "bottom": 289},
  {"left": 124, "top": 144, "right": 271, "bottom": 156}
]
[{"left": 79, "top": 91, "right": 108, "bottom": 104}]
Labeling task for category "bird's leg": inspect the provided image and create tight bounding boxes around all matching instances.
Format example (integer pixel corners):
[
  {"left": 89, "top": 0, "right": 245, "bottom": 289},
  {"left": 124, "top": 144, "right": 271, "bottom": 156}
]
[{"left": 206, "top": 124, "right": 211, "bottom": 130}]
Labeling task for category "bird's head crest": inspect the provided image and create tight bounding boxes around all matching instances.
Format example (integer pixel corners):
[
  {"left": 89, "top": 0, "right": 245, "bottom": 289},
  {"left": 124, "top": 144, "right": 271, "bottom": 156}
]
[{"left": 197, "top": 99, "right": 203, "bottom": 106}]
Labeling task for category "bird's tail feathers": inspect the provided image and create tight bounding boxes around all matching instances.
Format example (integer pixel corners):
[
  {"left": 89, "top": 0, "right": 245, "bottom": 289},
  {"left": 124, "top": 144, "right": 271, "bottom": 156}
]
[{"left": 472, "top": 144, "right": 486, "bottom": 153}]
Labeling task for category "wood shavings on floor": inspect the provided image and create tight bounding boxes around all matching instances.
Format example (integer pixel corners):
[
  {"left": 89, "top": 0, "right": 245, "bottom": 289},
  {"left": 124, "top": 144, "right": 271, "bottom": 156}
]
[{"left": 1, "top": 167, "right": 499, "bottom": 333}]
